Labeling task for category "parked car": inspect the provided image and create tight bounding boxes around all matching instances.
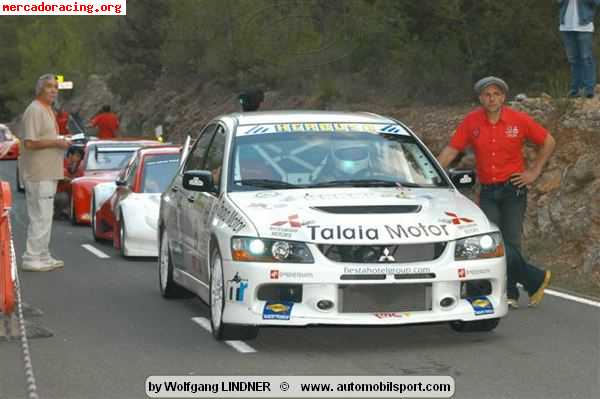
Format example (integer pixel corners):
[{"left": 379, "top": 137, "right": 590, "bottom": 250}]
[
  {"left": 92, "top": 145, "right": 181, "bottom": 257},
  {"left": 157, "top": 111, "right": 507, "bottom": 341},
  {"left": 70, "top": 139, "right": 158, "bottom": 225},
  {"left": 0, "top": 124, "right": 20, "bottom": 160}
]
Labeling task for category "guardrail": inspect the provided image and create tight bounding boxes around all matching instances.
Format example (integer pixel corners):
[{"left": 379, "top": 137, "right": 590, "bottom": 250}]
[{"left": 0, "top": 180, "right": 15, "bottom": 315}]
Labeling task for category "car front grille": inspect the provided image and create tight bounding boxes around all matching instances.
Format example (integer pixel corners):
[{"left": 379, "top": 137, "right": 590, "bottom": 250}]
[
  {"left": 338, "top": 283, "right": 432, "bottom": 313},
  {"left": 318, "top": 242, "right": 446, "bottom": 263},
  {"left": 312, "top": 205, "right": 421, "bottom": 214}
]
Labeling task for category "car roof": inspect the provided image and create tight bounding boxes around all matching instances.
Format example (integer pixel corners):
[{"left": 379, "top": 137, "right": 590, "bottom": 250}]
[
  {"left": 86, "top": 139, "right": 158, "bottom": 148},
  {"left": 138, "top": 145, "right": 181, "bottom": 157},
  {"left": 226, "top": 110, "right": 397, "bottom": 126}
]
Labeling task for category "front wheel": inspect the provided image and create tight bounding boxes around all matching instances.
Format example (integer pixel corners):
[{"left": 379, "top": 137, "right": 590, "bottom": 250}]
[
  {"left": 209, "top": 245, "right": 258, "bottom": 341},
  {"left": 16, "top": 163, "right": 25, "bottom": 193},
  {"left": 449, "top": 318, "right": 500, "bottom": 333},
  {"left": 119, "top": 210, "right": 128, "bottom": 258},
  {"left": 91, "top": 194, "right": 100, "bottom": 242}
]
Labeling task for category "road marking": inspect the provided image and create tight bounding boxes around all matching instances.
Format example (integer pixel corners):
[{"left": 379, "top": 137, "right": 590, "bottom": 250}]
[
  {"left": 81, "top": 244, "right": 110, "bottom": 259},
  {"left": 192, "top": 317, "right": 257, "bottom": 353},
  {"left": 546, "top": 289, "right": 600, "bottom": 309}
]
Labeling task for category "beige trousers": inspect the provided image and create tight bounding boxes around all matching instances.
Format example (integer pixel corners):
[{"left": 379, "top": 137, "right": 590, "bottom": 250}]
[{"left": 23, "top": 180, "right": 57, "bottom": 262}]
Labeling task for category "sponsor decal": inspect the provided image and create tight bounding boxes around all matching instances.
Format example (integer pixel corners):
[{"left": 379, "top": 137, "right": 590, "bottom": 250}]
[
  {"left": 255, "top": 192, "right": 280, "bottom": 199},
  {"left": 263, "top": 301, "right": 294, "bottom": 320},
  {"left": 308, "top": 223, "right": 450, "bottom": 241},
  {"left": 270, "top": 214, "right": 314, "bottom": 238},
  {"left": 458, "top": 267, "right": 491, "bottom": 279},
  {"left": 270, "top": 270, "right": 314, "bottom": 280},
  {"left": 444, "top": 212, "right": 474, "bottom": 225},
  {"left": 214, "top": 198, "right": 247, "bottom": 233},
  {"left": 374, "top": 312, "right": 404, "bottom": 319},
  {"left": 238, "top": 123, "right": 408, "bottom": 136},
  {"left": 440, "top": 212, "right": 479, "bottom": 235},
  {"left": 343, "top": 266, "right": 432, "bottom": 275},
  {"left": 467, "top": 296, "right": 494, "bottom": 316},
  {"left": 505, "top": 126, "right": 519, "bottom": 138},
  {"left": 188, "top": 177, "right": 204, "bottom": 187},
  {"left": 459, "top": 174, "right": 473, "bottom": 184},
  {"left": 226, "top": 273, "right": 248, "bottom": 302},
  {"left": 248, "top": 202, "right": 288, "bottom": 210}
]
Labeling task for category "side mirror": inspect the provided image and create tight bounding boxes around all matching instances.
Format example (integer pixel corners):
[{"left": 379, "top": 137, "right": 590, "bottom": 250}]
[
  {"left": 449, "top": 169, "right": 476, "bottom": 188},
  {"left": 115, "top": 179, "right": 127, "bottom": 187},
  {"left": 183, "top": 170, "right": 215, "bottom": 193}
]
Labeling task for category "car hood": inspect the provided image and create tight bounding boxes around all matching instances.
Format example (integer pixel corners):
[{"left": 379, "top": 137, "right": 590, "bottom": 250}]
[{"left": 227, "top": 187, "right": 494, "bottom": 244}]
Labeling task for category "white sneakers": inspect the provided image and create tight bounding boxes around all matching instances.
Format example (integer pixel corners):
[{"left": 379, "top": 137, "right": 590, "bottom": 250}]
[{"left": 21, "top": 256, "right": 64, "bottom": 272}]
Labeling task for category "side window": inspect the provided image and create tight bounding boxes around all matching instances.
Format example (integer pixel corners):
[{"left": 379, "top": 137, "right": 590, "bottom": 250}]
[
  {"left": 126, "top": 157, "right": 139, "bottom": 186},
  {"left": 204, "top": 125, "right": 227, "bottom": 189},
  {"left": 184, "top": 124, "right": 218, "bottom": 172}
]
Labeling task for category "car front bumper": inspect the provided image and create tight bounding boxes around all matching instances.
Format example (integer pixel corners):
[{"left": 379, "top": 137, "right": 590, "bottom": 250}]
[{"left": 221, "top": 247, "right": 508, "bottom": 326}]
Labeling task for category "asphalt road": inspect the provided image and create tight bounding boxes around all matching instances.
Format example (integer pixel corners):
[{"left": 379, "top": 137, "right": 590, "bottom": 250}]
[{"left": 0, "top": 159, "right": 598, "bottom": 399}]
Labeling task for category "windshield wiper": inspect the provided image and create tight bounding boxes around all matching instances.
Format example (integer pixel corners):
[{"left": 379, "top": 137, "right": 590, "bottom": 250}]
[
  {"left": 311, "top": 179, "right": 423, "bottom": 188},
  {"left": 234, "top": 179, "right": 301, "bottom": 189}
]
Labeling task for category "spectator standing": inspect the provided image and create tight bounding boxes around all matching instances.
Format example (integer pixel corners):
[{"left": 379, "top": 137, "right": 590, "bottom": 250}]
[
  {"left": 90, "top": 105, "right": 119, "bottom": 139},
  {"left": 558, "top": 0, "right": 600, "bottom": 98},
  {"left": 20, "top": 74, "right": 70, "bottom": 271},
  {"left": 437, "top": 76, "right": 555, "bottom": 308}
]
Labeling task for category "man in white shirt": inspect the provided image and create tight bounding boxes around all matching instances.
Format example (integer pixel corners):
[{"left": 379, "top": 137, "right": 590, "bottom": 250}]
[
  {"left": 20, "top": 74, "right": 70, "bottom": 271},
  {"left": 558, "top": 0, "right": 600, "bottom": 98}
]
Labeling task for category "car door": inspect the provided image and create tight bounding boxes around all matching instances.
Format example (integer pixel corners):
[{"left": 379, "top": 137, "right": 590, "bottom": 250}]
[
  {"left": 185, "top": 124, "right": 228, "bottom": 284},
  {"left": 178, "top": 124, "right": 218, "bottom": 273}
]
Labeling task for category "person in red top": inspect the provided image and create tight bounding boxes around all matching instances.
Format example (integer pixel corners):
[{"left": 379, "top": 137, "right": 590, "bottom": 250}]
[
  {"left": 438, "top": 76, "right": 555, "bottom": 308},
  {"left": 55, "top": 107, "right": 71, "bottom": 136},
  {"left": 90, "top": 105, "right": 119, "bottom": 139}
]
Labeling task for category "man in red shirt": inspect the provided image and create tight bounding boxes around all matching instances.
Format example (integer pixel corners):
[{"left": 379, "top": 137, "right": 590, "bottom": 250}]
[
  {"left": 438, "top": 76, "right": 555, "bottom": 308},
  {"left": 90, "top": 105, "right": 119, "bottom": 139}
]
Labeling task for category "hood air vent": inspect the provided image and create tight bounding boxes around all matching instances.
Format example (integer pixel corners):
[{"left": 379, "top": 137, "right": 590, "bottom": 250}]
[{"left": 312, "top": 205, "right": 421, "bottom": 214}]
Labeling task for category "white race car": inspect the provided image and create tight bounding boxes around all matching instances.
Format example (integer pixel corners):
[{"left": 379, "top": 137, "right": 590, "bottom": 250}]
[{"left": 158, "top": 111, "right": 507, "bottom": 340}]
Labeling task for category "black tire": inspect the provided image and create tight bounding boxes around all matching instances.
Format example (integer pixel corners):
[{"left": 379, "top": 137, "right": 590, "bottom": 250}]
[
  {"left": 16, "top": 163, "right": 25, "bottom": 193},
  {"left": 158, "top": 229, "right": 191, "bottom": 298},
  {"left": 70, "top": 195, "right": 78, "bottom": 225},
  {"left": 209, "top": 244, "right": 258, "bottom": 341},
  {"left": 449, "top": 318, "right": 500, "bottom": 333},
  {"left": 91, "top": 193, "right": 100, "bottom": 242},
  {"left": 119, "top": 210, "right": 128, "bottom": 258}
]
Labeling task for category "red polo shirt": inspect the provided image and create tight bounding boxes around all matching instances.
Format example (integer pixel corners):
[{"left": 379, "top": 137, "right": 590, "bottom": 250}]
[
  {"left": 449, "top": 106, "right": 548, "bottom": 184},
  {"left": 91, "top": 112, "right": 119, "bottom": 139}
]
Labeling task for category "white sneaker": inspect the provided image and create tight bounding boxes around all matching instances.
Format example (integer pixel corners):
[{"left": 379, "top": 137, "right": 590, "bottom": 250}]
[
  {"left": 44, "top": 256, "right": 64, "bottom": 269},
  {"left": 21, "top": 260, "right": 55, "bottom": 272}
]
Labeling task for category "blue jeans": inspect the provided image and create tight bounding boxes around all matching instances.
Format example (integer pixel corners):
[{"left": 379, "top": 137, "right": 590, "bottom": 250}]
[
  {"left": 505, "top": 243, "right": 546, "bottom": 300},
  {"left": 561, "top": 31, "right": 597, "bottom": 95},
  {"left": 479, "top": 182, "right": 527, "bottom": 299}
]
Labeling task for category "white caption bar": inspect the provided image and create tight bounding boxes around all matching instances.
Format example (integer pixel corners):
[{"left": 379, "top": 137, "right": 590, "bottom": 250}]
[
  {"left": 146, "top": 376, "right": 455, "bottom": 398},
  {"left": 0, "top": 0, "right": 126, "bottom": 15}
]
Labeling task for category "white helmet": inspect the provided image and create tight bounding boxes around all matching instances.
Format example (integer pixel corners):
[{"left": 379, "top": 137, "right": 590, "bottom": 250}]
[{"left": 331, "top": 140, "right": 370, "bottom": 176}]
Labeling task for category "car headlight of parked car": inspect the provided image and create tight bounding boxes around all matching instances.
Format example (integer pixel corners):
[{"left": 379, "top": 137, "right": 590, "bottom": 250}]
[
  {"left": 455, "top": 232, "right": 504, "bottom": 260},
  {"left": 231, "top": 237, "right": 314, "bottom": 263}
]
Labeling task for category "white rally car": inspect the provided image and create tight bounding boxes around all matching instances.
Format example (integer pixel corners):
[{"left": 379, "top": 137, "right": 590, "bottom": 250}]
[{"left": 158, "top": 111, "right": 507, "bottom": 340}]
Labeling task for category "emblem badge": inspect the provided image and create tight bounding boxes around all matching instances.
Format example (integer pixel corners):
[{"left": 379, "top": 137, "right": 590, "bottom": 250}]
[{"left": 378, "top": 248, "right": 395, "bottom": 262}]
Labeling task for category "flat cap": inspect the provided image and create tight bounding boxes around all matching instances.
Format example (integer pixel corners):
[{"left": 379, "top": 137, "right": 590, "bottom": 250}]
[{"left": 474, "top": 76, "right": 509, "bottom": 94}]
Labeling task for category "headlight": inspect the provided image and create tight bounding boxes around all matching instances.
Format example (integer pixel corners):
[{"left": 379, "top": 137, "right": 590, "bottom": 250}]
[
  {"left": 231, "top": 237, "right": 314, "bottom": 263},
  {"left": 455, "top": 232, "right": 504, "bottom": 260}
]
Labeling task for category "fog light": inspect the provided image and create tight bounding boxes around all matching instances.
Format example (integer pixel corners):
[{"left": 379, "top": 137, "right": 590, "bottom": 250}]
[
  {"left": 440, "top": 297, "right": 456, "bottom": 308},
  {"left": 316, "top": 299, "right": 334, "bottom": 311}
]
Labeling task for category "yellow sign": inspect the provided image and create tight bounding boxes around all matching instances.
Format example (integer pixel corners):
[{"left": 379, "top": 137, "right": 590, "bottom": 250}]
[{"left": 56, "top": 75, "right": 64, "bottom": 83}]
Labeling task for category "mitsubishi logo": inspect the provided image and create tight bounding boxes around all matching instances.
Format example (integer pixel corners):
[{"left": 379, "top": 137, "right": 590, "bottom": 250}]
[{"left": 378, "top": 248, "right": 395, "bottom": 262}]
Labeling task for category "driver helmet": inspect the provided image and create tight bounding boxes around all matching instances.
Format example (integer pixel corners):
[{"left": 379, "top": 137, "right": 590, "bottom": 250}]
[{"left": 331, "top": 140, "right": 370, "bottom": 176}]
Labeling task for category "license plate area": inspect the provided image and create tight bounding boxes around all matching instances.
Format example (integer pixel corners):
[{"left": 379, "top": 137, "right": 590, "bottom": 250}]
[{"left": 338, "top": 283, "right": 432, "bottom": 313}]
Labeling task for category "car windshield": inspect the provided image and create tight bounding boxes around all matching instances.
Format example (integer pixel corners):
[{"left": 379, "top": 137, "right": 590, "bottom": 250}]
[
  {"left": 86, "top": 146, "right": 138, "bottom": 171},
  {"left": 229, "top": 122, "right": 448, "bottom": 191},
  {"left": 140, "top": 153, "right": 181, "bottom": 193}
]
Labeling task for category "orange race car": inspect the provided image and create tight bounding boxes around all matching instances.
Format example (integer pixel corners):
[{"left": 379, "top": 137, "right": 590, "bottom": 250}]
[{"left": 69, "top": 139, "right": 159, "bottom": 225}]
